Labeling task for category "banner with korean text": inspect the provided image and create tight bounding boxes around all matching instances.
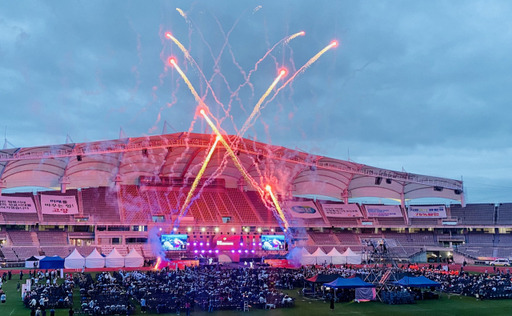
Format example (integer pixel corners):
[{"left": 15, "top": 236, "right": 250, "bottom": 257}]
[
  {"left": 322, "top": 203, "right": 363, "bottom": 218},
  {"left": 408, "top": 205, "right": 447, "bottom": 218},
  {"left": 0, "top": 196, "right": 37, "bottom": 213},
  {"left": 365, "top": 205, "right": 403, "bottom": 217},
  {"left": 40, "top": 195, "right": 79, "bottom": 215},
  {"left": 287, "top": 201, "right": 322, "bottom": 219}
]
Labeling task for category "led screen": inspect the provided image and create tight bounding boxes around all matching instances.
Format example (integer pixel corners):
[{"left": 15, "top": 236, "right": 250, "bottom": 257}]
[
  {"left": 261, "top": 235, "right": 285, "bottom": 251},
  {"left": 161, "top": 234, "right": 188, "bottom": 251}
]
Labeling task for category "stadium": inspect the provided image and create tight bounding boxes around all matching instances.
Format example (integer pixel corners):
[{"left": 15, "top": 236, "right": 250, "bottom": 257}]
[
  {"left": 1, "top": 131, "right": 474, "bottom": 266},
  {"left": 2, "top": 2, "right": 512, "bottom": 315},
  {"left": 2, "top": 131, "right": 512, "bottom": 315}
]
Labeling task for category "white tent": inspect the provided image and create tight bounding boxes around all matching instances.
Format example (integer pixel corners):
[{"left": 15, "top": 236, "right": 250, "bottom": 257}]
[
  {"left": 327, "top": 247, "right": 345, "bottom": 265},
  {"left": 64, "top": 248, "right": 85, "bottom": 269},
  {"left": 85, "top": 248, "right": 105, "bottom": 268},
  {"left": 298, "top": 248, "right": 316, "bottom": 265},
  {"left": 124, "top": 248, "right": 144, "bottom": 268},
  {"left": 341, "top": 247, "right": 362, "bottom": 264},
  {"left": 24, "top": 256, "right": 43, "bottom": 268},
  {"left": 311, "top": 247, "right": 331, "bottom": 265},
  {"left": 105, "top": 248, "right": 125, "bottom": 268}
]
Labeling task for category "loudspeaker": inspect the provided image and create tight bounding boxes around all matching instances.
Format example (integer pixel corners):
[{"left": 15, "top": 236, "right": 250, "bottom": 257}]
[
  {"left": 434, "top": 186, "right": 444, "bottom": 192},
  {"left": 386, "top": 178, "right": 392, "bottom": 184},
  {"left": 454, "top": 189, "right": 463, "bottom": 195},
  {"left": 77, "top": 155, "right": 82, "bottom": 161},
  {"left": 375, "top": 177, "right": 382, "bottom": 185}
]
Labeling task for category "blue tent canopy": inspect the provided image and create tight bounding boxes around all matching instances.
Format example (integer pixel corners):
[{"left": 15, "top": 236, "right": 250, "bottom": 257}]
[
  {"left": 39, "top": 256, "right": 65, "bottom": 269},
  {"left": 323, "top": 277, "right": 375, "bottom": 289},
  {"left": 393, "top": 276, "right": 441, "bottom": 288}
]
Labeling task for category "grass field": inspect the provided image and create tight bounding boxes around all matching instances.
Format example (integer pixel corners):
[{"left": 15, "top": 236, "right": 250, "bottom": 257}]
[{"left": 1, "top": 273, "right": 512, "bottom": 316}]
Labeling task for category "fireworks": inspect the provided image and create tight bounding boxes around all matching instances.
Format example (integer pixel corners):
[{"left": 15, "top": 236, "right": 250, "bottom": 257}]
[
  {"left": 265, "top": 184, "right": 290, "bottom": 230},
  {"left": 177, "top": 135, "right": 221, "bottom": 219},
  {"left": 165, "top": 25, "right": 337, "bottom": 234}
]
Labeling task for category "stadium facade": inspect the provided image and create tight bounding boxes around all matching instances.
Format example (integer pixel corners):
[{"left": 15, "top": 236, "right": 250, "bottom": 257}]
[{"left": 0, "top": 132, "right": 508, "bottom": 265}]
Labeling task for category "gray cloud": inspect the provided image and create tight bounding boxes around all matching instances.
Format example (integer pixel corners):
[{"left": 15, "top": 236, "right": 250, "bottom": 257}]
[{"left": 1, "top": 0, "right": 511, "bottom": 202}]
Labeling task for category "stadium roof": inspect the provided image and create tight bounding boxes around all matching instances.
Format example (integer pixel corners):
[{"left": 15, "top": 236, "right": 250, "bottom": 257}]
[{"left": 0, "top": 132, "right": 464, "bottom": 203}]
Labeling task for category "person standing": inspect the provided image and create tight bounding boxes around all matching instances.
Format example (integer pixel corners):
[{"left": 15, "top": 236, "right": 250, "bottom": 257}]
[
  {"left": 140, "top": 297, "right": 146, "bottom": 314},
  {"left": 185, "top": 300, "right": 191, "bottom": 316},
  {"left": 330, "top": 296, "right": 335, "bottom": 311}
]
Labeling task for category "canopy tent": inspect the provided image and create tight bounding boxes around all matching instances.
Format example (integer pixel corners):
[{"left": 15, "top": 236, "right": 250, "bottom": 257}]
[
  {"left": 299, "top": 248, "right": 316, "bottom": 265},
  {"left": 64, "top": 248, "right": 85, "bottom": 269},
  {"left": 39, "top": 256, "right": 65, "bottom": 269},
  {"left": 306, "top": 274, "right": 341, "bottom": 284},
  {"left": 311, "top": 247, "right": 331, "bottom": 265},
  {"left": 105, "top": 248, "right": 125, "bottom": 268},
  {"left": 25, "top": 256, "right": 40, "bottom": 268},
  {"left": 323, "top": 277, "right": 375, "bottom": 289},
  {"left": 393, "top": 276, "right": 441, "bottom": 288},
  {"left": 341, "top": 247, "right": 362, "bottom": 264},
  {"left": 85, "top": 248, "right": 105, "bottom": 268},
  {"left": 327, "top": 247, "right": 344, "bottom": 265},
  {"left": 124, "top": 248, "right": 144, "bottom": 268}
]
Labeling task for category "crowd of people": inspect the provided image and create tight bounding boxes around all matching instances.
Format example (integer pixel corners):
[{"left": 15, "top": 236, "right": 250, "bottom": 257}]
[
  {"left": 4, "top": 261, "right": 512, "bottom": 315},
  {"left": 108, "top": 265, "right": 297, "bottom": 314},
  {"left": 21, "top": 270, "right": 74, "bottom": 316}
]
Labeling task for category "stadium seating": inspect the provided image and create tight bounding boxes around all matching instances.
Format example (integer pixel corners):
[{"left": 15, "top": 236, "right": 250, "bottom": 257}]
[
  {"left": 119, "top": 185, "right": 151, "bottom": 223},
  {"left": 81, "top": 186, "right": 121, "bottom": 222},
  {"left": 245, "top": 191, "right": 276, "bottom": 225},
  {"left": 226, "top": 189, "right": 262, "bottom": 225},
  {"left": 0, "top": 246, "right": 18, "bottom": 261},
  {"left": 37, "top": 231, "right": 68, "bottom": 246},
  {"left": 450, "top": 203, "right": 495, "bottom": 225},
  {"left": 8, "top": 230, "right": 37, "bottom": 246},
  {"left": 497, "top": 203, "right": 512, "bottom": 224}
]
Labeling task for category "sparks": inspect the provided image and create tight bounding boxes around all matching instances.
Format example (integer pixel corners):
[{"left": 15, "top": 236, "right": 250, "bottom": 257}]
[
  {"left": 265, "top": 185, "right": 289, "bottom": 230},
  {"left": 238, "top": 67, "right": 288, "bottom": 138},
  {"left": 154, "top": 256, "right": 162, "bottom": 271},
  {"left": 167, "top": 56, "right": 207, "bottom": 109},
  {"left": 264, "top": 40, "right": 339, "bottom": 106},
  {"left": 284, "top": 30, "right": 306, "bottom": 45},
  {"left": 178, "top": 135, "right": 221, "bottom": 217},
  {"left": 165, "top": 32, "right": 192, "bottom": 62},
  {"left": 200, "top": 110, "right": 263, "bottom": 195}
]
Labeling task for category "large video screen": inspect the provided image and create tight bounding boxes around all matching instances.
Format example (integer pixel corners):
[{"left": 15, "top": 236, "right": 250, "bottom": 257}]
[
  {"left": 161, "top": 234, "right": 188, "bottom": 251},
  {"left": 261, "top": 235, "right": 285, "bottom": 251}
]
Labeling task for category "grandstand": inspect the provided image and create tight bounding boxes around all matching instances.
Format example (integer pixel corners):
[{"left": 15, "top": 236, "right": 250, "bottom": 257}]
[{"left": 0, "top": 132, "right": 506, "bottom": 266}]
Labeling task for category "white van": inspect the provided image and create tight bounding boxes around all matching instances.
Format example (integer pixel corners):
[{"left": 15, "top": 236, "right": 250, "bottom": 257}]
[{"left": 490, "top": 258, "right": 510, "bottom": 266}]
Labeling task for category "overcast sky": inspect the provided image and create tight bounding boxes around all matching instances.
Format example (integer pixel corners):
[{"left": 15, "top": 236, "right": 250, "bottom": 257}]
[{"left": 1, "top": 1, "right": 511, "bottom": 203}]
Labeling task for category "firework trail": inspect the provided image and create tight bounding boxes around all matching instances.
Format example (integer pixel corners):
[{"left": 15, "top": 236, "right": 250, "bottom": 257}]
[
  {"left": 176, "top": 8, "right": 190, "bottom": 24},
  {"left": 165, "top": 32, "right": 226, "bottom": 116},
  {"left": 238, "top": 69, "right": 287, "bottom": 138},
  {"left": 168, "top": 57, "right": 206, "bottom": 108},
  {"left": 266, "top": 184, "right": 289, "bottom": 230},
  {"left": 200, "top": 109, "right": 263, "bottom": 195},
  {"left": 177, "top": 135, "right": 220, "bottom": 220},
  {"left": 264, "top": 40, "right": 338, "bottom": 107},
  {"left": 230, "top": 31, "right": 305, "bottom": 99}
]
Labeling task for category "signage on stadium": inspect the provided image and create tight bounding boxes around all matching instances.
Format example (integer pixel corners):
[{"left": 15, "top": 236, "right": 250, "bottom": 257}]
[
  {"left": 287, "top": 201, "right": 322, "bottom": 218},
  {"left": 408, "top": 205, "right": 447, "bottom": 218},
  {"left": 0, "top": 196, "right": 37, "bottom": 213},
  {"left": 365, "top": 205, "right": 402, "bottom": 217},
  {"left": 40, "top": 195, "right": 79, "bottom": 215},
  {"left": 322, "top": 203, "right": 362, "bottom": 218}
]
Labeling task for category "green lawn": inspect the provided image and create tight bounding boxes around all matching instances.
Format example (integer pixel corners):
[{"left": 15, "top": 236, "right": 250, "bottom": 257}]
[{"left": 2, "top": 274, "right": 512, "bottom": 316}]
